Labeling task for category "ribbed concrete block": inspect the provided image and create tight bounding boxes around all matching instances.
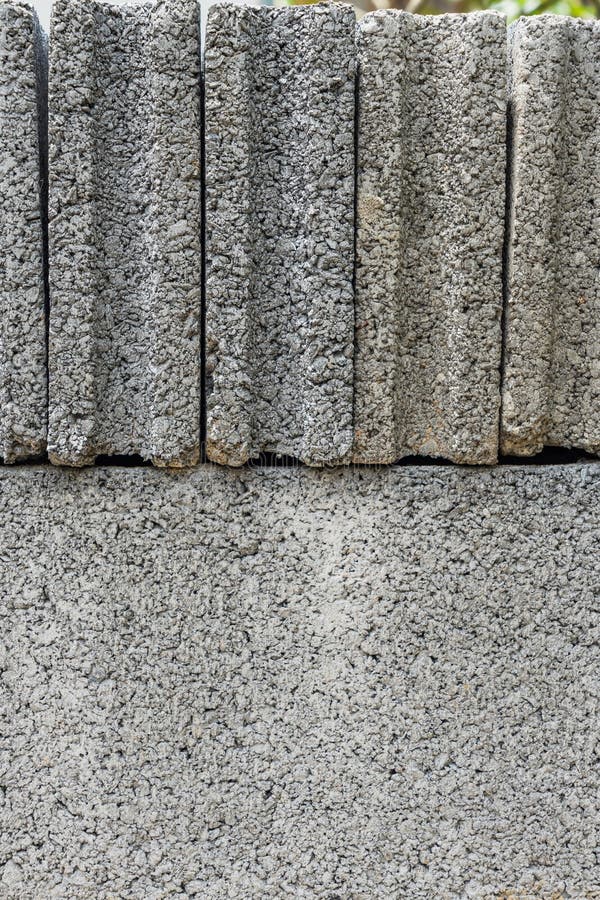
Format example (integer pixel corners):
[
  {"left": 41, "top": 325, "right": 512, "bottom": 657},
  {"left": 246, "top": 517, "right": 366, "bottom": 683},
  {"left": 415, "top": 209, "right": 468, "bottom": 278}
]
[
  {"left": 0, "top": 3, "right": 47, "bottom": 462},
  {"left": 353, "top": 11, "right": 506, "bottom": 465},
  {"left": 47, "top": 0, "right": 202, "bottom": 467},
  {"left": 501, "top": 16, "right": 600, "bottom": 457},
  {"left": 205, "top": 3, "right": 355, "bottom": 466}
]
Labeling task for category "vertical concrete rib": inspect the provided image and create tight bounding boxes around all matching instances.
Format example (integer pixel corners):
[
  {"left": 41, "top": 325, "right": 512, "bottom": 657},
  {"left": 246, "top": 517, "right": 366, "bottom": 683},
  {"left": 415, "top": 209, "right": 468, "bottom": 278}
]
[
  {"left": 47, "top": 0, "right": 202, "bottom": 466},
  {"left": 501, "top": 16, "right": 600, "bottom": 457},
  {"left": 353, "top": 11, "right": 506, "bottom": 465},
  {"left": 205, "top": 2, "right": 356, "bottom": 466},
  {"left": 0, "top": 3, "right": 47, "bottom": 462}
]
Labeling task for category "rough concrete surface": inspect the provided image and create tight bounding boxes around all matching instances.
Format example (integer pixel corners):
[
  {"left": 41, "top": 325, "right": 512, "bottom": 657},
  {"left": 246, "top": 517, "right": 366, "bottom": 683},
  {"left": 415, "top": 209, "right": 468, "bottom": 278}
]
[
  {"left": 353, "top": 11, "right": 506, "bottom": 465},
  {"left": 1, "top": 462, "right": 599, "bottom": 898},
  {"left": 0, "top": 2, "right": 47, "bottom": 463},
  {"left": 47, "top": 0, "right": 202, "bottom": 467},
  {"left": 501, "top": 16, "right": 600, "bottom": 457},
  {"left": 205, "top": 3, "right": 355, "bottom": 466}
]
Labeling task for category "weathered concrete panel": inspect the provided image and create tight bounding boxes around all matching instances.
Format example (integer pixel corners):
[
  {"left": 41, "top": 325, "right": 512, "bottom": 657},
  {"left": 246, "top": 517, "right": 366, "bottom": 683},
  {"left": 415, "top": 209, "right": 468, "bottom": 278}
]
[
  {"left": 205, "top": 3, "right": 355, "bottom": 466},
  {"left": 1, "top": 463, "right": 599, "bottom": 897},
  {"left": 0, "top": 2, "right": 46, "bottom": 462},
  {"left": 501, "top": 16, "right": 600, "bottom": 457},
  {"left": 353, "top": 11, "right": 506, "bottom": 464},
  {"left": 47, "top": 0, "right": 202, "bottom": 467}
]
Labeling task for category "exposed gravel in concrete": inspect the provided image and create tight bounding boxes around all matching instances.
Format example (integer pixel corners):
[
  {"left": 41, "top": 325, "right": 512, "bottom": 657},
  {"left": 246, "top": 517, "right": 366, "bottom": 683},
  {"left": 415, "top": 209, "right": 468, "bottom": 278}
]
[
  {"left": 4, "top": 8, "right": 600, "bottom": 468},
  {"left": 502, "top": 15, "right": 600, "bottom": 458},
  {"left": 47, "top": 0, "right": 202, "bottom": 467},
  {"left": 1, "top": 463, "right": 598, "bottom": 897},
  {"left": 0, "top": 2, "right": 47, "bottom": 462},
  {"left": 205, "top": 2, "right": 356, "bottom": 466},
  {"left": 354, "top": 11, "right": 506, "bottom": 465}
]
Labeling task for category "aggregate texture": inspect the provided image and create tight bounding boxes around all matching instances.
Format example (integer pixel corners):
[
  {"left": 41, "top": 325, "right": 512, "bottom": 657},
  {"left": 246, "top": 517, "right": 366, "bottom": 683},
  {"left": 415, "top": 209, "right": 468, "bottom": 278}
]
[
  {"left": 1, "top": 463, "right": 599, "bottom": 898},
  {"left": 501, "top": 16, "right": 600, "bottom": 457},
  {"left": 0, "top": 2, "right": 47, "bottom": 462},
  {"left": 353, "top": 11, "right": 506, "bottom": 465},
  {"left": 47, "top": 0, "right": 202, "bottom": 467},
  {"left": 205, "top": 3, "right": 356, "bottom": 466}
]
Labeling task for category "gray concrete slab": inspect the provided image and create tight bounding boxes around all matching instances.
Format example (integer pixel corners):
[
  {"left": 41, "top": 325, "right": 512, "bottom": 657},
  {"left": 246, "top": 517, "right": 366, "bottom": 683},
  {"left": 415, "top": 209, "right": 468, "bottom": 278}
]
[
  {"left": 1, "top": 462, "right": 599, "bottom": 897},
  {"left": 205, "top": 2, "right": 355, "bottom": 466},
  {"left": 501, "top": 15, "right": 600, "bottom": 457},
  {"left": 0, "top": 2, "right": 47, "bottom": 462},
  {"left": 47, "top": 0, "right": 202, "bottom": 467},
  {"left": 353, "top": 11, "right": 506, "bottom": 465}
]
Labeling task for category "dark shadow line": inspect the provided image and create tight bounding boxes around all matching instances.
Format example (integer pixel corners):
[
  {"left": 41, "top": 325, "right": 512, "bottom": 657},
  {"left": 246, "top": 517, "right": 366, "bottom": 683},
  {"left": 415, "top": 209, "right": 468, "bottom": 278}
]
[
  {"left": 498, "top": 41, "right": 514, "bottom": 450},
  {"left": 1, "top": 448, "right": 599, "bottom": 470},
  {"left": 199, "top": 18, "right": 207, "bottom": 464},
  {"left": 36, "top": 21, "right": 50, "bottom": 433}
]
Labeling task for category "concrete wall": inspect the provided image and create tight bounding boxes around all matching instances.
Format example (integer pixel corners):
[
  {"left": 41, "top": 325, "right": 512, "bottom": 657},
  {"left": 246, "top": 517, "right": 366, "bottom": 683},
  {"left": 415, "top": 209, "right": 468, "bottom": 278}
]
[
  {"left": 1, "top": 7, "right": 600, "bottom": 896},
  {"left": 1, "top": 463, "right": 599, "bottom": 897}
]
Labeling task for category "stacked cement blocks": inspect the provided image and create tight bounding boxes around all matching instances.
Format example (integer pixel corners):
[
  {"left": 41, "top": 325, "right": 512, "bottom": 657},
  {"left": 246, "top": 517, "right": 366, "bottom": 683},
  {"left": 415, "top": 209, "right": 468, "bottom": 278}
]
[
  {"left": 353, "top": 11, "right": 506, "bottom": 464},
  {"left": 47, "top": 0, "right": 202, "bottom": 466},
  {"left": 0, "top": 2, "right": 46, "bottom": 462},
  {"left": 502, "top": 16, "right": 600, "bottom": 456},
  {"left": 1, "top": 3, "right": 600, "bottom": 466},
  {"left": 205, "top": 4, "right": 356, "bottom": 466},
  {"left": 1, "top": 7, "right": 600, "bottom": 895}
]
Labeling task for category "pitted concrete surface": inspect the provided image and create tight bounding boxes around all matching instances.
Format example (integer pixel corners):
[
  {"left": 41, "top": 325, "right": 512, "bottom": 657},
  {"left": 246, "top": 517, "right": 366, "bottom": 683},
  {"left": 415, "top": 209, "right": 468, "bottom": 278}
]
[
  {"left": 47, "top": 0, "right": 202, "bottom": 467},
  {"left": 502, "top": 16, "right": 600, "bottom": 457},
  {"left": 205, "top": 3, "right": 355, "bottom": 467},
  {"left": 1, "top": 463, "right": 598, "bottom": 898},
  {"left": 354, "top": 11, "right": 506, "bottom": 465},
  {"left": 0, "top": 2, "right": 47, "bottom": 463}
]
